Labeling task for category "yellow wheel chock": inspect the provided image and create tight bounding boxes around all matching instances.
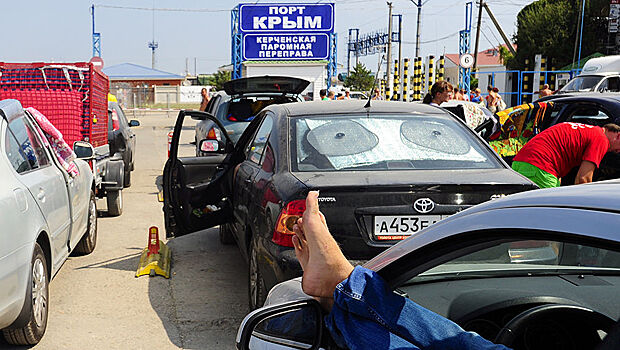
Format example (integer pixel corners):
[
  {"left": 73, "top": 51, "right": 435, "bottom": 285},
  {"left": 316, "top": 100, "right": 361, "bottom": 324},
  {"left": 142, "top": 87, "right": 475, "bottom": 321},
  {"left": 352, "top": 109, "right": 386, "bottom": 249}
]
[{"left": 136, "top": 226, "right": 171, "bottom": 278}]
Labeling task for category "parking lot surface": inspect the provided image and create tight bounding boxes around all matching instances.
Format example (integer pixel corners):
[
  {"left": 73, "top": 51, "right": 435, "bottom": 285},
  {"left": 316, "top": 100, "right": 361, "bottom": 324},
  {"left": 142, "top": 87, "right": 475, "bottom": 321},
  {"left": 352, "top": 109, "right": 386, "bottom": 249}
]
[{"left": 1, "top": 111, "right": 248, "bottom": 350}]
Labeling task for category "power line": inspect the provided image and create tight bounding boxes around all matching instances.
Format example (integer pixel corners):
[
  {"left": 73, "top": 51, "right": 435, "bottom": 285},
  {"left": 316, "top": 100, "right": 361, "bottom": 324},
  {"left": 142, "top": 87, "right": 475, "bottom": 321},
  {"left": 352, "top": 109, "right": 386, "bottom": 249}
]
[{"left": 94, "top": 4, "right": 229, "bottom": 12}]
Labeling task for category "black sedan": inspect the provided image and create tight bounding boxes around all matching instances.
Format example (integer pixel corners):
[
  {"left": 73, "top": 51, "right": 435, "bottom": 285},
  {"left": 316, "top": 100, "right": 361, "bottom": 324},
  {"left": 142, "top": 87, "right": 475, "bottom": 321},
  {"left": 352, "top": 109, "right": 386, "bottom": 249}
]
[{"left": 163, "top": 100, "right": 537, "bottom": 309}]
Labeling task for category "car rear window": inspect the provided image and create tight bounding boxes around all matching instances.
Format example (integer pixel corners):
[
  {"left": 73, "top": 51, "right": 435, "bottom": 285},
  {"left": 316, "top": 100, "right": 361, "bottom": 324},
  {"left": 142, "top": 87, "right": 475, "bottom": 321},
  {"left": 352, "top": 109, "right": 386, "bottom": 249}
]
[
  {"left": 291, "top": 114, "right": 502, "bottom": 171},
  {"left": 226, "top": 96, "right": 297, "bottom": 122}
]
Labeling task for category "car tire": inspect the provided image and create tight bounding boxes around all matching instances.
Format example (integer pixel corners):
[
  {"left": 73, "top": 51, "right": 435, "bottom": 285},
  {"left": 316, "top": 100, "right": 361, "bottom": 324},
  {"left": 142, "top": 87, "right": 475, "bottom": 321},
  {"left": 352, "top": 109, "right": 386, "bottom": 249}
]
[
  {"left": 123, "top": 169, "right": 131, "bottom": 188},
  {"left": 219, "top": 223, "right": 235, "bottom": 245},
  {"left": 74, "top": 190, "right": 97, "bottom": 255},
  {"left": 107, "top": 190, "right": 123, "bottom": 216},
  {"left": 248, "top": 236, "right": 267, "bottom": 311},
  {"left": 2, "top": 243, "right": 49, "bottom": 345}
]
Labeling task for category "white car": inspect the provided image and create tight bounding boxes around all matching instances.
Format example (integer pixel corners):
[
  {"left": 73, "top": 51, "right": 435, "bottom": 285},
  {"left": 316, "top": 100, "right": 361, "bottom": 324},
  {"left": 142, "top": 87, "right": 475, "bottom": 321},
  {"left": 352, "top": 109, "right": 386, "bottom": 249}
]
[{"left": 0, "top": 99, "right": 97, "bottom": 345}]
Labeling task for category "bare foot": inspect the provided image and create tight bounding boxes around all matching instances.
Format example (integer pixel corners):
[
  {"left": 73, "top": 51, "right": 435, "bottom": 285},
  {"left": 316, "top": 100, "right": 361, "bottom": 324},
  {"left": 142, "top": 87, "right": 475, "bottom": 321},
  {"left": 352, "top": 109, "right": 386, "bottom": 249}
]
[
  {"left": 297, "top": 191, "right": 354, "bottom": 298},
  {"left": 292, "top": 219, "right": 308, "bottom": 270}
]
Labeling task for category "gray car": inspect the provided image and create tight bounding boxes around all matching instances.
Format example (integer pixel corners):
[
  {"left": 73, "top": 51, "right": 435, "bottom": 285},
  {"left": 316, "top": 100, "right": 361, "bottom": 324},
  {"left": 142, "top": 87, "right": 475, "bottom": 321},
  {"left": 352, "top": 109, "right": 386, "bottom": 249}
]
[
  {"left": 236, "top": 180, "right": 620, "bottom": 350},
  {"left": 195, "top": 75, "right": 309, "bottom": 154},
  {"left": 0, "top": 99, "right": 97, "bottom": 345}
]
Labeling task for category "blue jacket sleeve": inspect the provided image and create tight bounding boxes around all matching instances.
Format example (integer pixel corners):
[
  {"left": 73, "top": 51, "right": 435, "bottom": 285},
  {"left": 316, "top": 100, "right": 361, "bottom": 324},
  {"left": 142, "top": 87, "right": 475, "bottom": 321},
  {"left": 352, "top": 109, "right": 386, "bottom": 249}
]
[{"left": 325, "top": 265, "right": 511, "bottom": 350}]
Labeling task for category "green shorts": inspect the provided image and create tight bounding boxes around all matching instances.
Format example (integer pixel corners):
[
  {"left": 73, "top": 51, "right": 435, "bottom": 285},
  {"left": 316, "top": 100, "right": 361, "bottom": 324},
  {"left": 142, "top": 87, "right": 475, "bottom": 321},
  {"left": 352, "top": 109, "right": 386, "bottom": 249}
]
[{"left": 511, "top": 161, "right": 560, "bottom": 188}]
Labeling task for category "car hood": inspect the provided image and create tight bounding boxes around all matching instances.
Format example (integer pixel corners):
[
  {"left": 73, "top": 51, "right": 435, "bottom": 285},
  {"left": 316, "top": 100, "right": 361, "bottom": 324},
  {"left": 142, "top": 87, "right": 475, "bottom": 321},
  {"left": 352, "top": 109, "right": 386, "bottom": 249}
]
[{"left": 223, "top": 76, "right": 310, "bottom": 95}]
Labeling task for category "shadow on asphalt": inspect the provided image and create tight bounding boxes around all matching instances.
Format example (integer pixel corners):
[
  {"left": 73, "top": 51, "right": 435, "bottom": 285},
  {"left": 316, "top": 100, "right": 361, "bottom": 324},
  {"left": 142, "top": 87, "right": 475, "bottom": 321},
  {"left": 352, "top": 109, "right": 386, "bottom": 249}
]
[
  {"left": 147, "top": 227, "right": 249, "bottom": 349},
  {"left": 73, "top": 250, "right": 142, "bottom": 272}
]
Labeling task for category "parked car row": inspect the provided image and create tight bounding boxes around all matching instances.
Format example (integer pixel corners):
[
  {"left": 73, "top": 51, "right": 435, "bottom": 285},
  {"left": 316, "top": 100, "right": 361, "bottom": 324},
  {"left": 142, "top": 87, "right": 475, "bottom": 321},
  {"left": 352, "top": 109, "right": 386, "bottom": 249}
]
[{"left": 0, "top": 100, "right": 98, "bottom": 345}]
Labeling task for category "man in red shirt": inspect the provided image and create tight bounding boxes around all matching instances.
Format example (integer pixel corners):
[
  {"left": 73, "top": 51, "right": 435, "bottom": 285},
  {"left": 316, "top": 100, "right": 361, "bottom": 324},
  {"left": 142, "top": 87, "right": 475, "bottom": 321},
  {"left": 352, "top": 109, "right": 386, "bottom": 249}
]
[{"left": 511, "top": 122, "right": 620, "bottom": 188}]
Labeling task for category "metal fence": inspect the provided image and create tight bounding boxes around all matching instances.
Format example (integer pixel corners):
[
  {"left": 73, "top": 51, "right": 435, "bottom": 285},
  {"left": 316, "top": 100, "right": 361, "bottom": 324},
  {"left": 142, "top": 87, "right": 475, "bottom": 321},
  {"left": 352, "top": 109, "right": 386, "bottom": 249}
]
[{"left": 109, "top": 84, "right": 154, "bottom": 109}]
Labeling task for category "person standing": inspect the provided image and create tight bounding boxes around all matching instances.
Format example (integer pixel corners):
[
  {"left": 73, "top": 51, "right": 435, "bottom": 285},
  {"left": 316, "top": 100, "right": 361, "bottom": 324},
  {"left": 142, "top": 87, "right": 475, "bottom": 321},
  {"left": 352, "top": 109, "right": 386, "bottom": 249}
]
[
  {"left": 539, "top": 84, "right": 553, "bottom": 97},
  {"left": 470, "top": 88, "right": 483, "bottom": 104},
  {"left": 511, "top": 122, "right": 620, "bottom": 188},
  {"left": 327, "top": 90, "right": 336, "bottom": 100},
  {"left": 319, "top": 89, "right": 329, "bottom": 101},
  {"left": 338, "top": 88, "right": 351, "bottom": 100},
  {"left": 486, "top": 85, "right": 498, "bottom": 113},
  {"left": 199, "top": 87, "right": 210, "bottom": 112},
  {"left": 422, "top": 81, "right": 454, "bottom": 106},
  {"left": 372, "top": 87, "right": 384, "bottom": 100}
]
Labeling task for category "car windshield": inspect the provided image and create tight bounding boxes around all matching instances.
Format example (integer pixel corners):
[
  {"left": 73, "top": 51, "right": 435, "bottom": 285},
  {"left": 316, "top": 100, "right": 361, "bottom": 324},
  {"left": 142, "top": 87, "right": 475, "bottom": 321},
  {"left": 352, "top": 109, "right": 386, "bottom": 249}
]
[
  {"left": 560, "top": 76, "right": 602, "bottom": 92},
  {"left": 408, "top": 239, "right": 620, "bottom": 284},
  {"left": 290, "top": 113, "right": 502, "bottom": 171}
]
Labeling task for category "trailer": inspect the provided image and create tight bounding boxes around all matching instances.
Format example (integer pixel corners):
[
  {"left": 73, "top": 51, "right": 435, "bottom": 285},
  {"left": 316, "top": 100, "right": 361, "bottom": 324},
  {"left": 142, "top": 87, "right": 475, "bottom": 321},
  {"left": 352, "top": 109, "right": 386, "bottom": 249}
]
[{"left": 0, "top": 62, "right": 125, "bottom": 215}]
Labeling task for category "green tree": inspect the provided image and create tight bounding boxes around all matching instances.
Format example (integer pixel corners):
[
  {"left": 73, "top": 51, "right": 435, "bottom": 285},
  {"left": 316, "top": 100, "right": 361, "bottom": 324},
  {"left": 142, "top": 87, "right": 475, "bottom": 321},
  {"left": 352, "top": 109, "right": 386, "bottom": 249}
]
[
  {"left": 344, "top": 63, "right": 375, "bottom": 91},
  {"left": 511, "top": 0, "right": 609, "bottom": 70},
  {"left": 207, "top": 71, "right": 231, "bottom": 90}
]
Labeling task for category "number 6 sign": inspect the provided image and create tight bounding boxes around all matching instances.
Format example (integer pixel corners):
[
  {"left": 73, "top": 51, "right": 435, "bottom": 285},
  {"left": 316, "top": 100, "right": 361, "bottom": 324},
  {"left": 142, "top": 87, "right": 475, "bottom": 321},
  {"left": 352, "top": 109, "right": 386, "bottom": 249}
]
[{"left": 460, "top": 53, "right": 474, "bottom": 69}]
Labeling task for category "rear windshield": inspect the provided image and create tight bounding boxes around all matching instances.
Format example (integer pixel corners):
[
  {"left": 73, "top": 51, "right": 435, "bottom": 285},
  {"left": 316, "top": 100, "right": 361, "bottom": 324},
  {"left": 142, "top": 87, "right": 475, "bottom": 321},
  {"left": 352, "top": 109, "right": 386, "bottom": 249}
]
[
  {"left": 225, "top": 96, "right": 297, "bottom": 122},
  {"left": 291, "top": 114, "right": 502, "bottom": 172},
  {"left": 560, "top": 76, "right": 601, "bottom": 92}
]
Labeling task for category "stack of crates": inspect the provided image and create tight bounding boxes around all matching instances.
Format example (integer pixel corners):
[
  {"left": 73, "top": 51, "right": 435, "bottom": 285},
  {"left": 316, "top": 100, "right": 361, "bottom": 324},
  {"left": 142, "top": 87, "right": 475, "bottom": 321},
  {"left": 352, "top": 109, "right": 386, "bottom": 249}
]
[{"left": 0, "top": 62, "right": 109, "bottom": 147}]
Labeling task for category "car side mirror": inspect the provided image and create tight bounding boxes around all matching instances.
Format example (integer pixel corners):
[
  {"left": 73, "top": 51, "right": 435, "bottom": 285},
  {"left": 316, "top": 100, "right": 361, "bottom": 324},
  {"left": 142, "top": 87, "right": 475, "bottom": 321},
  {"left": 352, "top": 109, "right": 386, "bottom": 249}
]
[
  {"left": 73, "top": 141, "right": 95, "bottom": 159},
  {"left": 237, "top": 300, "right": 323, "bottom": 350},
  {"left": 129, "top": 120, "right": 140, "bottom": 127},
  {"left": 198, "top": 139, "right": 226, "bottom": 154}
]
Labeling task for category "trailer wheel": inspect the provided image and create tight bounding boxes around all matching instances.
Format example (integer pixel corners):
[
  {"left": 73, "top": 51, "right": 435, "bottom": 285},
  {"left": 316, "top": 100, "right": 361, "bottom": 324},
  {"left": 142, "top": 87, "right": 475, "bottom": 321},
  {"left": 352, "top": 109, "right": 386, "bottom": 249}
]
[
  {"left": 107, "top": 190, "right": 123, "bottom": 216},
  {"left": 123, "top": 170, "right": 131, "bottom": 188}
]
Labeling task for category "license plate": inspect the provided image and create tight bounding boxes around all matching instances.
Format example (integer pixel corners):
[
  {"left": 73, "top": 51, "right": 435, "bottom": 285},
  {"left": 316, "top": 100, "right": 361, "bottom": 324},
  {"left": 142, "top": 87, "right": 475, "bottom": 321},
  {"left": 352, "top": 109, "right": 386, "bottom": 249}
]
[{"left": 374, "top": 215, "right": 447, "bottom": 240}]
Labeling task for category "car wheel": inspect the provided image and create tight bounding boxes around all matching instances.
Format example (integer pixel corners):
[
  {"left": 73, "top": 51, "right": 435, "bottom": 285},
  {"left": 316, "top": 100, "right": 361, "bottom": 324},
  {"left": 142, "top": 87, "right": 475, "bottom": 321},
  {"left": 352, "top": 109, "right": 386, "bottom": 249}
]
[
  {"left": 74, "top": 190, "right": 97, "bottom": 255},
  {"left": 219, "top": 223, "right": 235, "bottom": 245},
  {"left": 248, "top": 237, "right": 267, "bottom": 311},
  {"left": 123, "top": 169, "right": 131, "bottom": 188},
  {"left": 106, "top": 190, "right": 123, "bottom": 216},
  {"left": 2, "top": 243, "right": 49, "bottom": 345}
]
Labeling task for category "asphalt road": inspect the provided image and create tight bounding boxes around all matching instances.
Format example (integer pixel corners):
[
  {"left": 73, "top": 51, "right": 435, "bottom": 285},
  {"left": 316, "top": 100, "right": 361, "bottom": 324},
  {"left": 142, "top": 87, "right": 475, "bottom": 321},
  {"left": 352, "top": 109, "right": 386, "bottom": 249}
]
[{"left": 1, "top": 111, "right": 249, "bottom": 349}]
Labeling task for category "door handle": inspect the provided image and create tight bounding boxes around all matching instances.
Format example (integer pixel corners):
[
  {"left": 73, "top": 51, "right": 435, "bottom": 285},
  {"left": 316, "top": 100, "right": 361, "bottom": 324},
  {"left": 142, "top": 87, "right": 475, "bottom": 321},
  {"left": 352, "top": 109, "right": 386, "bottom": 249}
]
[{"left": 37, "top": 189, "right": 45, "bottom": 202}]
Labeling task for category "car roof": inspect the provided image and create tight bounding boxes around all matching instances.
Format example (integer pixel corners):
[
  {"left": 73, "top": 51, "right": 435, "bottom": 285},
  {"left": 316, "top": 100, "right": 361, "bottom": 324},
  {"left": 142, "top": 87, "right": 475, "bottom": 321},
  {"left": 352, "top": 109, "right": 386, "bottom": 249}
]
[
  {"left": 269, "top": 100, "right": 448, "bottom": 117},
  {"left": 452, "top": 179, "right": 620, "bottom": 215},
  {"left": 537, "top": 93, "right": 620, "bottom": 104},
  {"left": 0, "top": 99, "right": 25, "bottom": 122}
]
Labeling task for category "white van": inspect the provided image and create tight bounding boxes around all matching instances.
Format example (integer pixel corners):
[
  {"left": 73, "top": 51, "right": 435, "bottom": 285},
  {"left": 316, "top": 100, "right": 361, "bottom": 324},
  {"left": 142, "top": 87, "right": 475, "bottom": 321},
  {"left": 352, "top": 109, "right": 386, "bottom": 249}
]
[{"left": 558, "top": 55, "right": 620, "bottom": 93}]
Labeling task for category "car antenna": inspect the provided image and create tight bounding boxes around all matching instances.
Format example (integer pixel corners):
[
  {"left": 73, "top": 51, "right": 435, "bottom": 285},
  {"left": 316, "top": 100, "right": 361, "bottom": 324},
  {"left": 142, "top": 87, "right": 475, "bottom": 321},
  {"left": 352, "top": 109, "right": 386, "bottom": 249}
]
[{"left": 364, "top": 52, "right": 385, "bottom": 108}]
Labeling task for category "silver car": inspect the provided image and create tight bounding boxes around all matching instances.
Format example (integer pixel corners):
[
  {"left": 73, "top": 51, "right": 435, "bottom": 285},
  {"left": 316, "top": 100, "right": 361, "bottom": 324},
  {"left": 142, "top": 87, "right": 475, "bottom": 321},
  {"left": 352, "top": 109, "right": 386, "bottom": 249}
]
[
  {"left": 0, "top": 99, "right": 97, "bottom": 345},
  {"left": 236, "top": 180, "right": 620, "bottom": 349}
]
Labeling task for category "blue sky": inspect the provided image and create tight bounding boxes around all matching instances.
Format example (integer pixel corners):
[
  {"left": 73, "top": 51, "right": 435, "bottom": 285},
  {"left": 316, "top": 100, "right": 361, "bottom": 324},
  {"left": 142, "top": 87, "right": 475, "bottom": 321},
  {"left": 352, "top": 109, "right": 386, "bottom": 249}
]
[{"left": 0, "top": 0, "right": 531, "bottom": 75}]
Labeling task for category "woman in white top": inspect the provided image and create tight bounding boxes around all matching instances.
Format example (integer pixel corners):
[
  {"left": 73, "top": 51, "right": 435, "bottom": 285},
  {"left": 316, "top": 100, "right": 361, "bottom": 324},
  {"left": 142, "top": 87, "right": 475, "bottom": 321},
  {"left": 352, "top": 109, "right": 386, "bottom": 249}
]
[{"left": 422, "top": 81, "right": 454, "bottom": 106}]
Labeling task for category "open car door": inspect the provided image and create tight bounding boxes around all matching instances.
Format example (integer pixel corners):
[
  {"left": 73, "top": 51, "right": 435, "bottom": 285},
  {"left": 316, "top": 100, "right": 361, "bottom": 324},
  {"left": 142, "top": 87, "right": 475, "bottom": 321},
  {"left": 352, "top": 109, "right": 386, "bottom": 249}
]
[{"left": 162, "top": 110, "right": 235, "bottom": 238}]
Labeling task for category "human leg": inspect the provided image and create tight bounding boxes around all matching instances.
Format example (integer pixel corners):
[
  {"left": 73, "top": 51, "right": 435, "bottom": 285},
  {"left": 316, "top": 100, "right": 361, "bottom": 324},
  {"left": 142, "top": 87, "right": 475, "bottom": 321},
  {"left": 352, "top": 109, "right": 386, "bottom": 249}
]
[{"left": 511, "top": 161, "right": 560, "bottom": 188}]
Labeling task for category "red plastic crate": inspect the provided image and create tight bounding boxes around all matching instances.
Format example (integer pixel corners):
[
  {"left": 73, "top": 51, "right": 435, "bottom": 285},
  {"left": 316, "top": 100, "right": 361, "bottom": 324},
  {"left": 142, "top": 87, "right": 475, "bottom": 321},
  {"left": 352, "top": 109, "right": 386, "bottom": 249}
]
[{"left": 0, "top": 62, "right": 109, "bottom": 147}]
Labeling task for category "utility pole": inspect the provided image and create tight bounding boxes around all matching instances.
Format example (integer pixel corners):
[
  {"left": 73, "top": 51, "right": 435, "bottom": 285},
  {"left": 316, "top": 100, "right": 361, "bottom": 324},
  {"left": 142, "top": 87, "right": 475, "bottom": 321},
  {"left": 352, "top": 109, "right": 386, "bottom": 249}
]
[
  {"left": 413, "top": 0, "right": 422, "bottom": 57},
  {"left": 386, "top": 2, "right": 394, "bottom": 99},
  {"left": 473, "top": 0, "right": 483, "bottom": 70},
  {"left": 397, "top": 14, "right": 403, "bottom": 100},
  {"left": 482, "top": 2, "right": 516, "bottom": 56},
  {"left": 148, "top": 3, "right": 158, "bottom": 69}
]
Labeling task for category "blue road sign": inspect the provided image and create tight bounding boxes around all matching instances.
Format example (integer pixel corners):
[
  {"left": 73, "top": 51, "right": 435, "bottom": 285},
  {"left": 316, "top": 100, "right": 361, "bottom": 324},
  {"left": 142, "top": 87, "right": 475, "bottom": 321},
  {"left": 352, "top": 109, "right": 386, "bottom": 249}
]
[
  {"left": 243, "top": 33, "right": 329, "bottom": 60},
  {"left": 239, "top": 3, "right": 334, "bottom": 33}
]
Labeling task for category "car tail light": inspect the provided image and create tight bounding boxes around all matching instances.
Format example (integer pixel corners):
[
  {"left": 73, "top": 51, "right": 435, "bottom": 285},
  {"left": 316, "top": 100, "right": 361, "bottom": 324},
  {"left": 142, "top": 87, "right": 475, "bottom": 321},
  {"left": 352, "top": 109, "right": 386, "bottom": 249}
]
[
  {"left": 272, "top": 200, "right": 306, "bottom": 247},
  {"left": 111, "top": 110, "right": 120, "bottom": 131},
  {"left": 206, "top": 127, "right": 220, "bottom": 140}
]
